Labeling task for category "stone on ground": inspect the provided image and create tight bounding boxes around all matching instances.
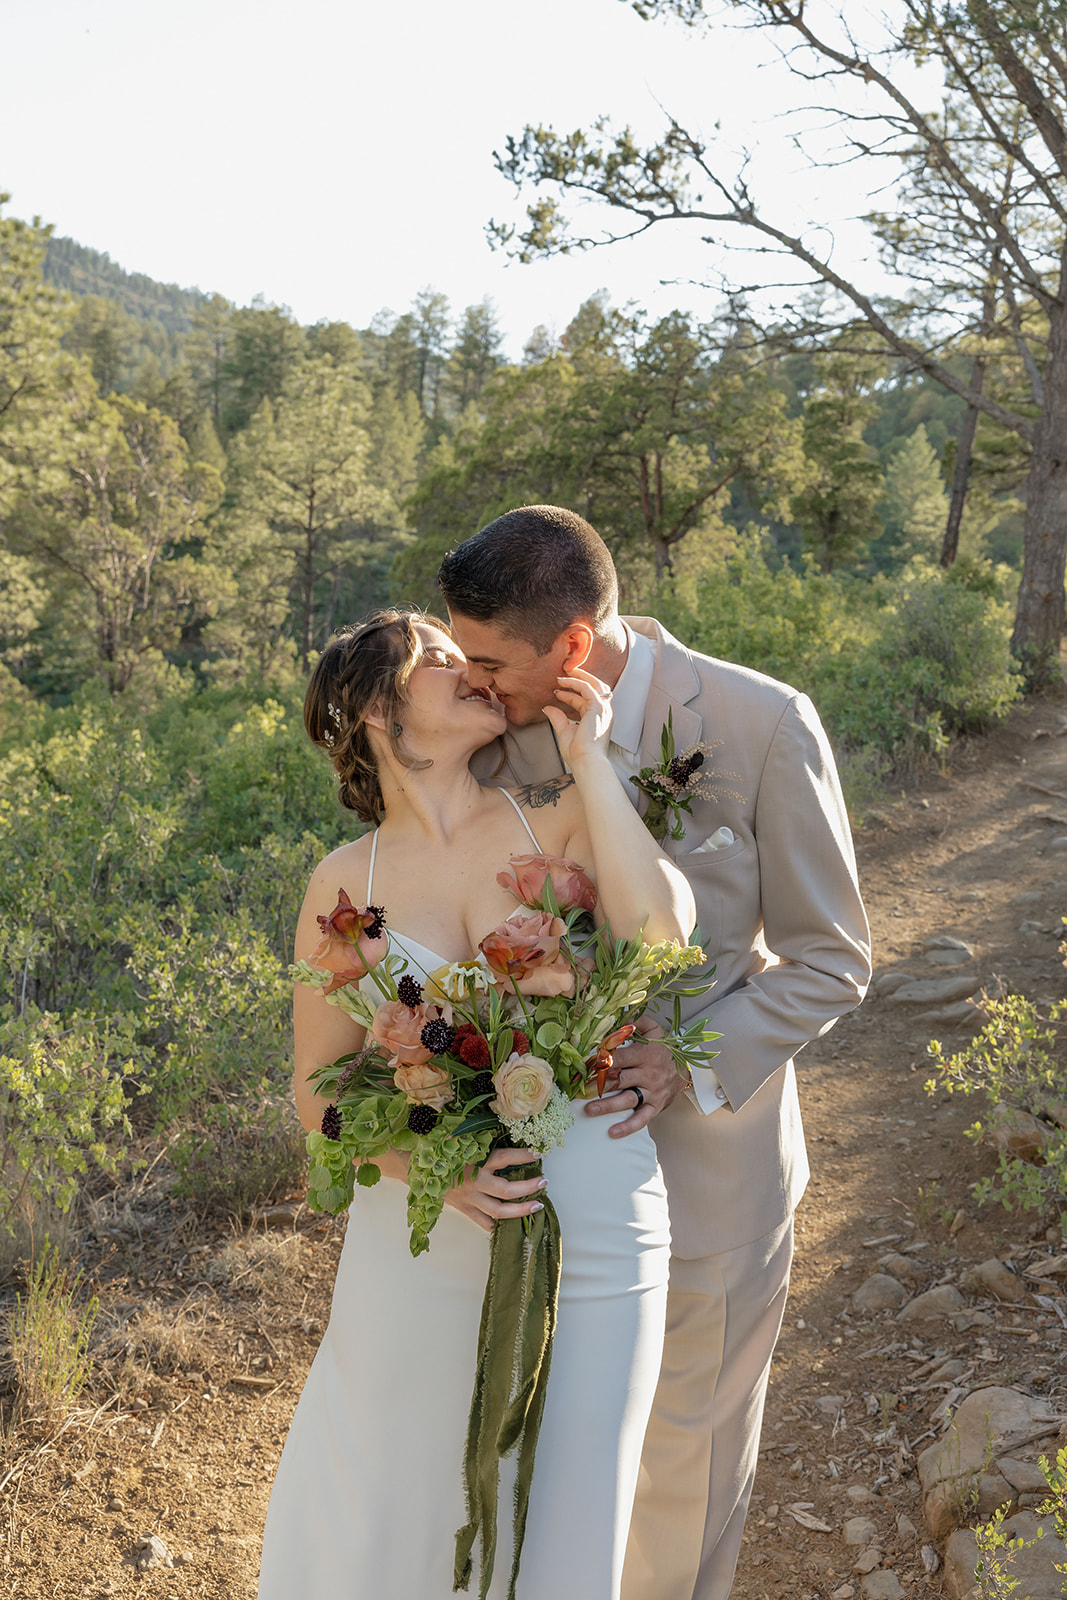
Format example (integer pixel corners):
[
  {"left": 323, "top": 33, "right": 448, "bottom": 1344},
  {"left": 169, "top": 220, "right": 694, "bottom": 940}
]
[
  {"left": 878, "top": 1251, "right": 926, "bottom": 1285},
  {"left": 844, "top": 1517, "right": 879, "bottom": 1546},
  {"left": 129, "top": 1534, "right": 173, "bottom": 1570},
  {"left": 882, "top": 973, "right": 982, "bottom": 1006},
  {"left": 990, "top": 1103, "right": 1057, "bottom": 1164},
  {"left": 898, "top": 1283, "right": 965, "bottom": 1321},
  {"left": 971, "top": 1258, "right": 1025, "bottom": 1301},
  {"left": 854, "top": 1274, "right": 908, "bottom": 1313},
  {"left": 861, "top": 1572, "right": 904, "bottom": 1599}
]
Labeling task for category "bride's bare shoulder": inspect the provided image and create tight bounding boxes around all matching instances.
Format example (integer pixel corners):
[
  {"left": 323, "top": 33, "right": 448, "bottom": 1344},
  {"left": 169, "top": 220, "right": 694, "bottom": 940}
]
[{"left": 304, "top": 831, "right": 375, "bottom": 904}]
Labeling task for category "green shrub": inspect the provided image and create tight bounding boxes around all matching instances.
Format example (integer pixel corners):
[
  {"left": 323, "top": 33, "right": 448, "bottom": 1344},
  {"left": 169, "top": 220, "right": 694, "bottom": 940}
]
[
  {"left": 926, "top": 995, "right": 1067, "bottom": 1227},
  {"left": 184, "top": 697, "right": 344, "bottom": 862},
  {"left": 122, "top": 901, "right": 292, "bottom": 1121},
  {"left": 649, "top": 540, "right": 1020, "bottom": 772},
  {"left": 974, "top": 1446, "right": 1067, "bottom": 1597},
  {"left": 0, "top": 1009, "right": 142, "bottom": 1237},
  {"left": 885, "top": 567, "right": 1021, "bottom": 733},
  {"left": 171, "top": 1099, "right": 306, "bottom": 1220}
]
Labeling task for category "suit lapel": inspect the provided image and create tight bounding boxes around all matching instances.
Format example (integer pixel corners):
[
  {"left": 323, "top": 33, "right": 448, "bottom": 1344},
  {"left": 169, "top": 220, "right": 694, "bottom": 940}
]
[{"left": 625, "top": 616, "right": 704, "bottom": 769}]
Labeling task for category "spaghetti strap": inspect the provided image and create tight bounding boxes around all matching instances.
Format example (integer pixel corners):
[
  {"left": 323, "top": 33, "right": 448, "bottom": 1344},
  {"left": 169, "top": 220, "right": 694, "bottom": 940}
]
[
  {"left": 366, "top": 829, "right": 379, "bottom": 903},
  {"left": 500, "top": 787, "right": 543, "bottom": 853}
]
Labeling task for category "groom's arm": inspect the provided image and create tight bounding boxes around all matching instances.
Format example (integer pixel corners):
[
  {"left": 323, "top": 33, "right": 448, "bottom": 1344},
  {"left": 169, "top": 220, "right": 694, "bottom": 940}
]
[{"left": 689, "top": 691, "right": 870, "bottom": 1116}]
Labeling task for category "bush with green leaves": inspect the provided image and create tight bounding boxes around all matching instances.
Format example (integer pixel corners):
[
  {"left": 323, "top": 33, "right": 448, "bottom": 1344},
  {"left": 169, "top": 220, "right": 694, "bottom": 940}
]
[
  {"left": 974, "top": 1446, "right": 1067, "bottom": 1597},
  {"left": 170, "top": 1097, "right": 307, "bottom": 1218},
  {"left": 0, "top": 672, "right": 360, "bottom": 1224},
  {"left": 0, "top": 1008, "right": 143, "bottom": 1238},
  {"left": 927, "top": 994, "right": 1067, "bottom": 1227},
  {"left": 651, "top": 540, "right": 1020, "bottom": 773}
]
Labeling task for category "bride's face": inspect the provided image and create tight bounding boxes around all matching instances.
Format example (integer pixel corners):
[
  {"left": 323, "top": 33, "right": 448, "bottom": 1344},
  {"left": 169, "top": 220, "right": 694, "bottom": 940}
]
[{"left": 402, "top": 624, "right": 506, "bottom": 750}]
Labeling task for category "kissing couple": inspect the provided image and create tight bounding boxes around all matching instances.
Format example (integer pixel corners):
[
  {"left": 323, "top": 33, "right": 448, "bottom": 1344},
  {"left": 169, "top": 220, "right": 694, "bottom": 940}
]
[{"left": 257, "top": 504, "right": 871, "bottom": 1600}]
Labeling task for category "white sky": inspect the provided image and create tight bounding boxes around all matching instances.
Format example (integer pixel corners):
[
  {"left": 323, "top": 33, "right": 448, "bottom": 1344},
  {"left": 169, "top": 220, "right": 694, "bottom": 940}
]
[{"left": 1, "top": 0, "right": 926, "bottom": 358}]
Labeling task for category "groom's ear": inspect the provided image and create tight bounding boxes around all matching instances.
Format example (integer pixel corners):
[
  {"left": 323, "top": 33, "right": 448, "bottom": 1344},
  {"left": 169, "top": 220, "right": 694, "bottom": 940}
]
[{"left": 559, "top": 625, "right": 593, "bottom": 673}]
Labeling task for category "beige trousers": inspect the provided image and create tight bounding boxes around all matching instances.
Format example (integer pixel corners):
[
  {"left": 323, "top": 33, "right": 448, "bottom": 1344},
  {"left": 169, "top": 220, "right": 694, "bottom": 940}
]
[{"left": 622, "top": 1215, "right": 794, "bottom": 1600}]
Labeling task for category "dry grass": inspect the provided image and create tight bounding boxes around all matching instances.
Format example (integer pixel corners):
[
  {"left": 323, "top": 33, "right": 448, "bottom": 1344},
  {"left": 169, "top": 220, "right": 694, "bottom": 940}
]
[
  {"left": 9, "top": 1245, "right": 98, "bottom": 1430},
  {"left": 203, "top": 1232, "right": 306, "bottom": 1291},
  {"left": 123, "top": 1299, "right": 209, "bottom": 1374}
]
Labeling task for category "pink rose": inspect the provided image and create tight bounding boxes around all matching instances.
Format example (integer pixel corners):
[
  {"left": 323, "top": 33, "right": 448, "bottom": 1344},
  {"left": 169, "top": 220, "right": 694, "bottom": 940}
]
[
  {"left": 311, "top": 889, "right": 388, "bottom": 995},
  {"left": 370, "top": 1000, "right": 446, "bottom": 1066},
  {"left": 479, "top": 910, "right": 575, "bottom": 998},
  {"left": 490, "top": 1053, "right": 554, "bottom": 1119},
  {"left": 497, "top": 854, "right": 597, "bottom": 915},
  {"left": 394, "top": 1059, "right": 453, "bottom": 1111}
]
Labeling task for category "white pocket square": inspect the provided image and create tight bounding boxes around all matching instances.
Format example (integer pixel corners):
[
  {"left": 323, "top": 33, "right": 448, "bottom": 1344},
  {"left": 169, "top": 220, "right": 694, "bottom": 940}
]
[{"left": 690, "top": 826, "right": 735, "bottom": 855}]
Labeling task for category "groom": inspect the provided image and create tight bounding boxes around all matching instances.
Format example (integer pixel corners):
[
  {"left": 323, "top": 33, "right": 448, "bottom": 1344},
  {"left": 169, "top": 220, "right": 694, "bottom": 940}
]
[{"left": 439, "top": 505, "right": 870, "bottom": 1600}]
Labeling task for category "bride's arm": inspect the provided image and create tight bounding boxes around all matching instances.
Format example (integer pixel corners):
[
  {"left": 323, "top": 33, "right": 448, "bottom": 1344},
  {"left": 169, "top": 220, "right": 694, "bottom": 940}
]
[{"left": 543, "top": 672, "right": 695, "bottom": 946}]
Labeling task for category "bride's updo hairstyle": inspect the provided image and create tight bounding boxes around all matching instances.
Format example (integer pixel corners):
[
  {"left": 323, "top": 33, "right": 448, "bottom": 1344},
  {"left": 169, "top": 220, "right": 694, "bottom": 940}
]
[{"left": 304, "top": 609, "right": 449, "bottom": 823}]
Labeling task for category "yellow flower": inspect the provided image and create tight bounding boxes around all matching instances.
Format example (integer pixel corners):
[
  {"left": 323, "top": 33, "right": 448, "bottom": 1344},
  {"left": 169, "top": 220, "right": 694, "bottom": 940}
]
[{"left": 425, "top": 959, "right": 492, "bottom": 1004}]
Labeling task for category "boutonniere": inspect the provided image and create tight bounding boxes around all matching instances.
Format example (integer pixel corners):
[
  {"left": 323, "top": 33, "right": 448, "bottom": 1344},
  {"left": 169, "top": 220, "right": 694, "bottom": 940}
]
[{"left": 631, "top": 712, "right": 742, "bottom": 842}]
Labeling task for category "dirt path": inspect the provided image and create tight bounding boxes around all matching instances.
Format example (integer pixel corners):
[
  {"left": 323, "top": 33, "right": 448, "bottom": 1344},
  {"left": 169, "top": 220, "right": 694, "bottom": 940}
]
[{"left": 3, "top": 697, "right": 1066, "bottom": 1599}]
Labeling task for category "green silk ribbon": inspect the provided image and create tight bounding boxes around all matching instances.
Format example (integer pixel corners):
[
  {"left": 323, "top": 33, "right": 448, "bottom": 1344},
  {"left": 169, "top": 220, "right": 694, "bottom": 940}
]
[{"left": 453, "top": 1160, "right": 562, "bottom": 1600}]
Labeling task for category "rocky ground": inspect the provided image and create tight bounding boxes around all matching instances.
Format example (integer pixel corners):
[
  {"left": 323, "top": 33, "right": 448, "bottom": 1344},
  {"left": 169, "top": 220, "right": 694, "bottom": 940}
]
[{"left": 2, "top": 696, "right": 1067, "bottom": 1599}]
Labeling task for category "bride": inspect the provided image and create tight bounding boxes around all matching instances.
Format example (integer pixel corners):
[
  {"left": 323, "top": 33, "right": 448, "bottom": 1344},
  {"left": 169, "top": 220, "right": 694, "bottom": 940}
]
[{"left": 258, "top": 608, "right": 695, "bottom": 1600}]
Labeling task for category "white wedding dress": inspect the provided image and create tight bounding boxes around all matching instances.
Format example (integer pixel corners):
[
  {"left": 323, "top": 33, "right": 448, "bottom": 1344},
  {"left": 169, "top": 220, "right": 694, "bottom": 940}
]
[{"left": 258, "top": 804, "right": 670, "bottom": 1600}]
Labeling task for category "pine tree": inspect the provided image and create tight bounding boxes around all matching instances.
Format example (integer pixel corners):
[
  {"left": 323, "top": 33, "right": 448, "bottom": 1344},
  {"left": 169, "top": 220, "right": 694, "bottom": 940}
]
[
  {"left": 792, "top": 346, "right": 884, "bottom": 573},
  {"left": 878, "top": 425, "right": 949, "bottom": 568},
  {"left": 223, "top": 354, "right": 378, "bottom": 665}
]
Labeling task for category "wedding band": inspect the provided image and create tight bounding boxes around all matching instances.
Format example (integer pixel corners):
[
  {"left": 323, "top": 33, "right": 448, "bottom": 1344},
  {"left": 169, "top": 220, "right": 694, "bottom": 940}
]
[{"left": 631, "top": 1087, "right": 644, "bottom": 1110}]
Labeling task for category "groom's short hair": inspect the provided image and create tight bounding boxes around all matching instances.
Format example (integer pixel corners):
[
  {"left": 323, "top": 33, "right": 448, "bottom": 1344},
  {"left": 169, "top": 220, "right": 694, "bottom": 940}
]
[{"left": 437, "top": 505, "right": 618, "bottom": 653}]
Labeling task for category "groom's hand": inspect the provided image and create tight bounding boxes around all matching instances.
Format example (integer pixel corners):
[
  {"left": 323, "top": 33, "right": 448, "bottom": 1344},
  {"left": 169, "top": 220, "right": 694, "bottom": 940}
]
[{"left": 583, "top": 1027, "right": 688, "bottom": 1138}]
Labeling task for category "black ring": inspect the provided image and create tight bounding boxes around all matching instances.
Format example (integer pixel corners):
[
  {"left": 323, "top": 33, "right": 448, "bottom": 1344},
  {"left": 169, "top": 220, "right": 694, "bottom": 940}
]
[{"left": 631, "top": 1087, "right": 645, "bottom": 1110}]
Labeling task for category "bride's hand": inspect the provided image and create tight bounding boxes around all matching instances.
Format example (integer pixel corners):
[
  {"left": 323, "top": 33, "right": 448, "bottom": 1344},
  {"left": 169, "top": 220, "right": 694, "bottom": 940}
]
[
  {"left": 542, "top": 668, "right": 613, "bottom": 768},
  {"left": 443, "top": 1146, "right": 546, "bottom": 1232}
]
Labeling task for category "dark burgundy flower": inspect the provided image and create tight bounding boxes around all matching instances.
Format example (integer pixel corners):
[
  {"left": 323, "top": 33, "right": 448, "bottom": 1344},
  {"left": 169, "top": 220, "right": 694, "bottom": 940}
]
[
  {"left": 457, "top": 1032, "right": 491, "bottom": 1070},
  {"left": 397, "top": 973, "right": 423, "bottom": 1009},
  {"left": 320, "top": 1104, "right": 342, "bottom": 1141},
  {"left": 420, "top": 1017, "right": 455, "bottom": 1054}
]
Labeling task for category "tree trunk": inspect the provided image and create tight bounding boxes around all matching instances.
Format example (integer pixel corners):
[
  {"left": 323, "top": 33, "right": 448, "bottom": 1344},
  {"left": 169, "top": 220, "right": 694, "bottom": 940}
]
[
  {"left": 943, "top": 271, "right": 999, "bottom": 569},
  {"left": 1011, "top": 274, "right": 1067, "bottom": 687},
  {"left": 301, "top": 495, "right": 316, "bottom": 669},
  {"left": 941, "top": 365, "right": 985, "bottom": 568}
]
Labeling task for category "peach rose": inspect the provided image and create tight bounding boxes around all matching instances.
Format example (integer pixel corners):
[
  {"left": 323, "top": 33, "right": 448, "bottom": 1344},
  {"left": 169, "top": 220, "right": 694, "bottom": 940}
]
[
  {"left": 311, "top": 889, "right": 388, "bottom": 995},
  {"left": 490, "top": 1053, "right": 554, "bottom": 1119},
  {"left": 394, "top": 1059, "right": 453, "bottom": 1111},
  {"left": 479, "top": 910, "right": 575, "bottom": 998},
  {"left": 497, "top": 854, "right": 597, "bottom": 915},
  {"left": 370, "top": 1000, "right": 447, "bottom": 1066}
]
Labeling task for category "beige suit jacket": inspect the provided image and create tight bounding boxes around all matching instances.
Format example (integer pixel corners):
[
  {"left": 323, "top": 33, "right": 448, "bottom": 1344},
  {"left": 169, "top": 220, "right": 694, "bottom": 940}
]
[{"left": 472, "top": 617, "right": 871, "bottom": 1258}]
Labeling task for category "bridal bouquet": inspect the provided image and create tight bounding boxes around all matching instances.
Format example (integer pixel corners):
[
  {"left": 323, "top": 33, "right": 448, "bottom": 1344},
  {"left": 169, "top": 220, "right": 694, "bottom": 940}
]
[
  {"left": 292, "top": 853, "right": 718, "bottom": 1254},
  {"left": 291, "top": 854, "right": 719, "bottom": 1600}
]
